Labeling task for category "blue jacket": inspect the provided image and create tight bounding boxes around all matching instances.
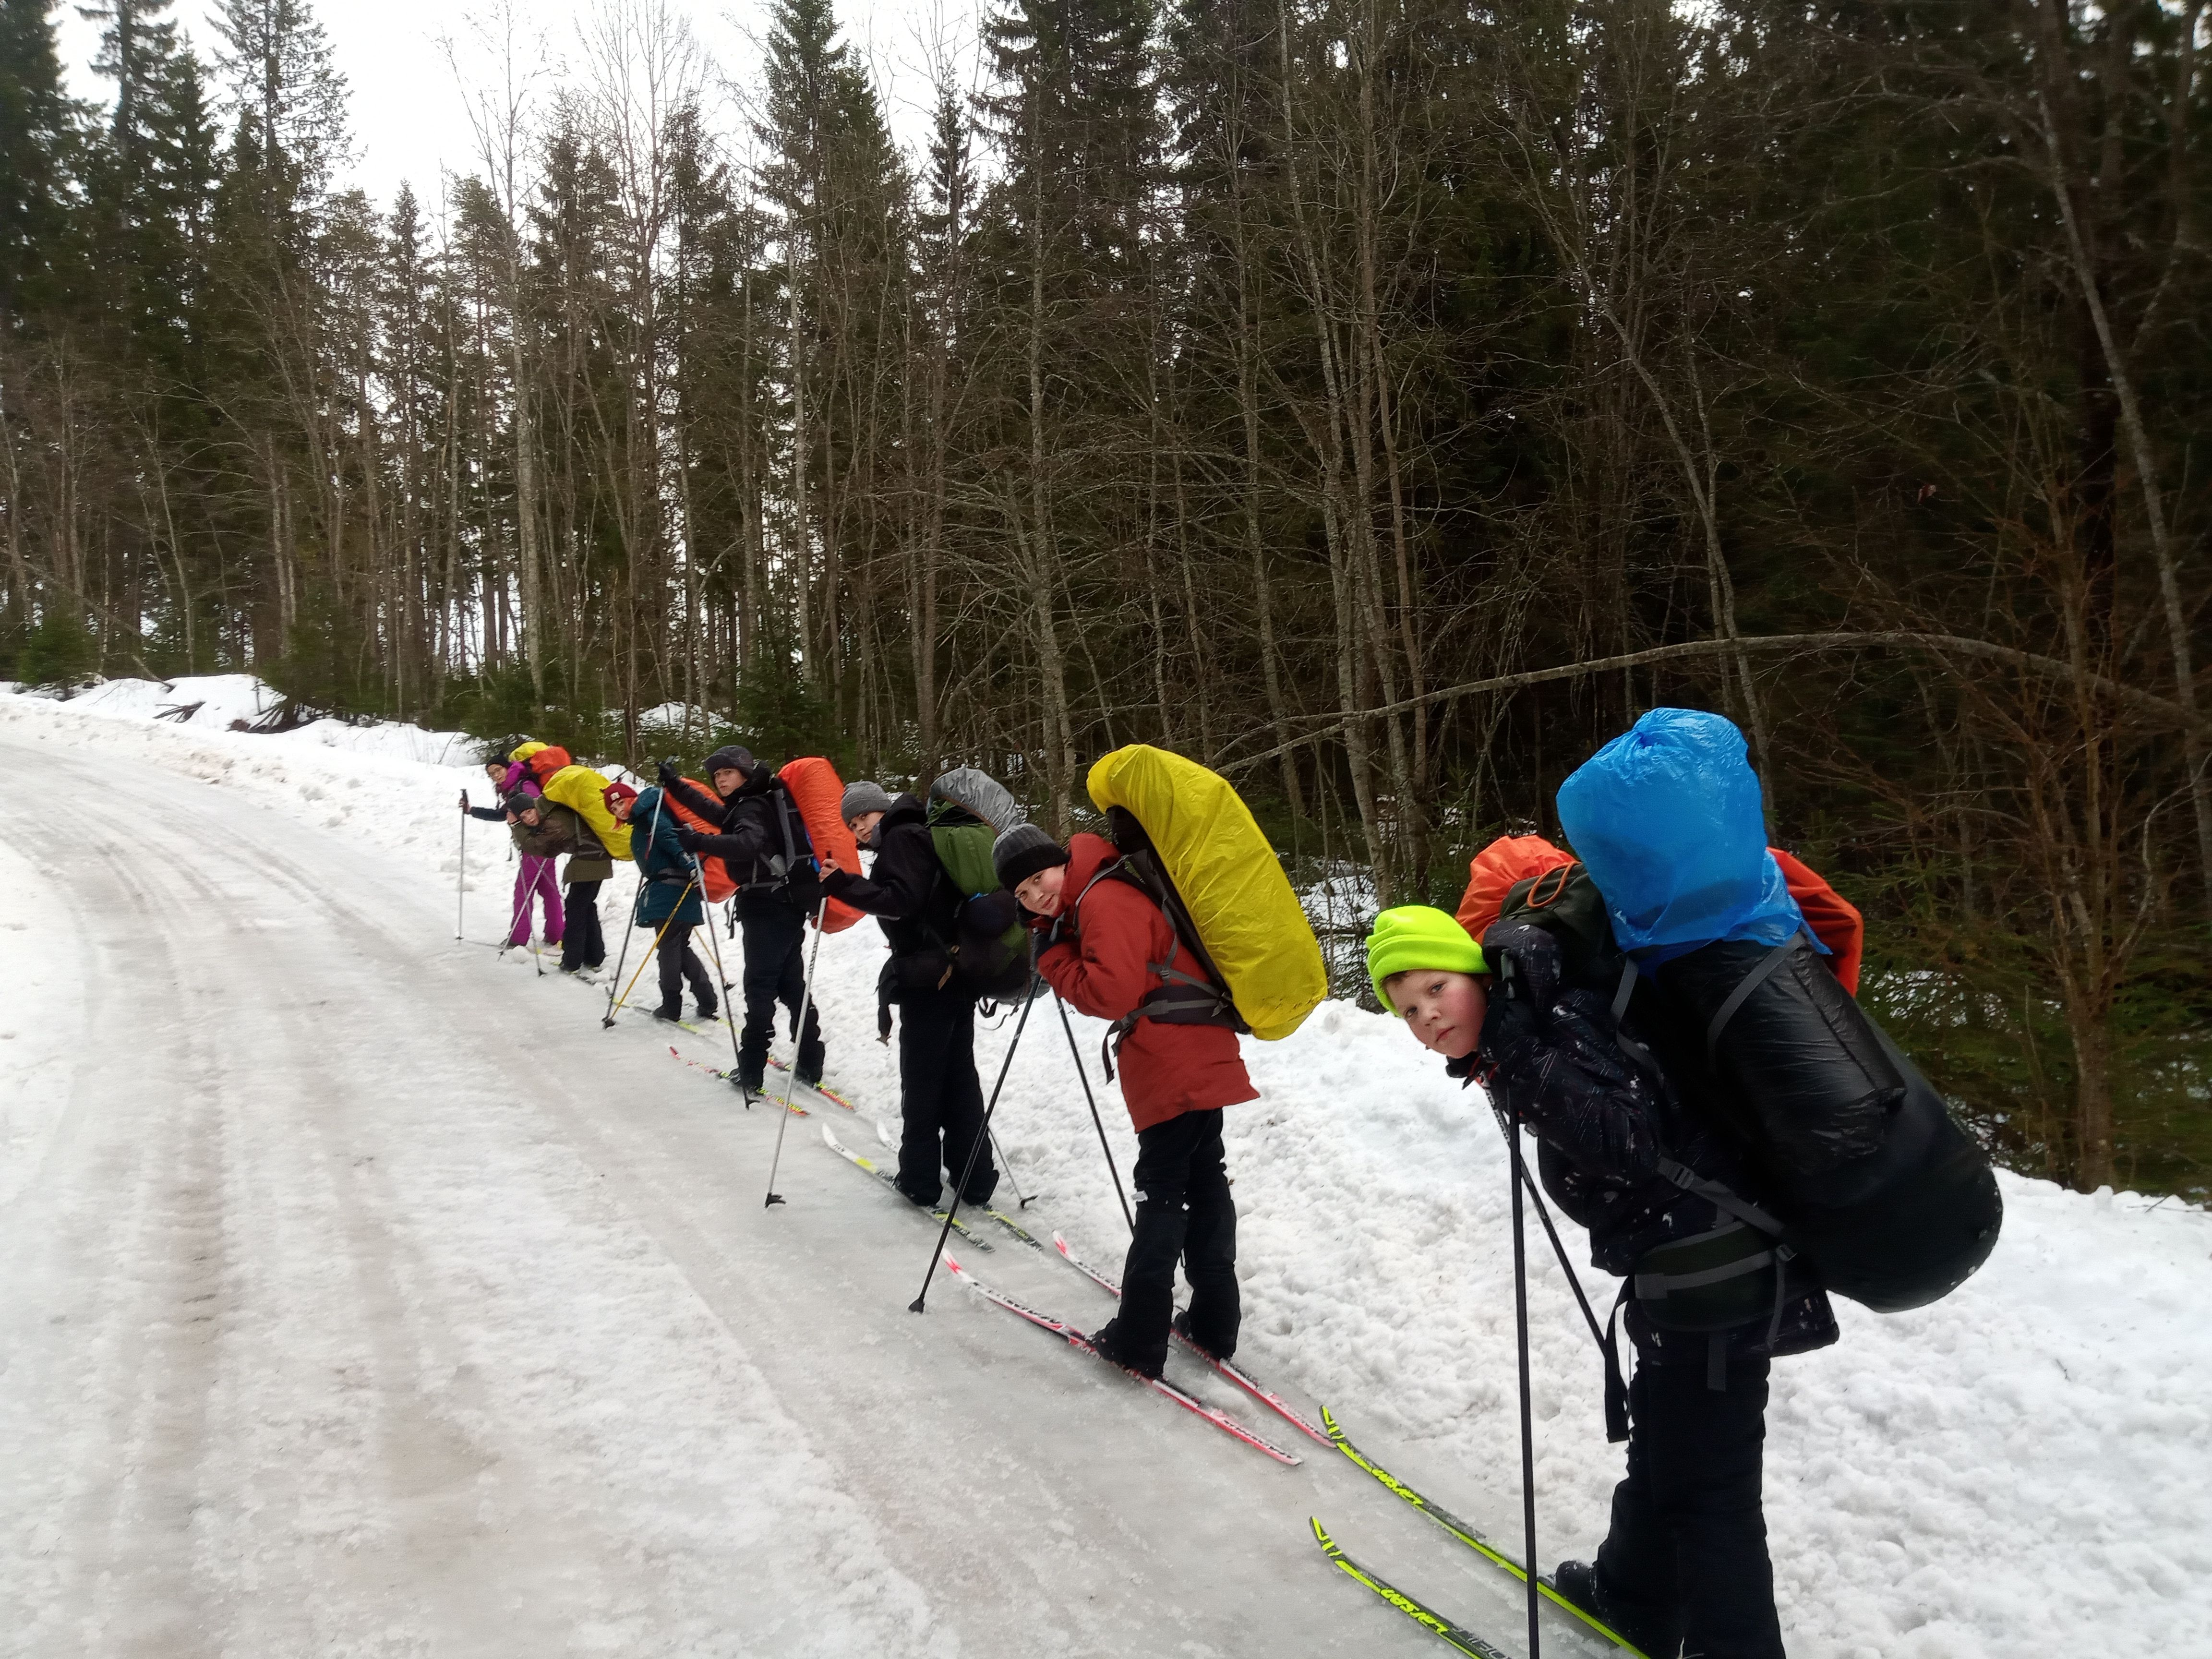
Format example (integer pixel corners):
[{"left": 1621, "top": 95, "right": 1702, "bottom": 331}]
[{"left": 630, "top": 788, "right": 705, "bottom": 930}]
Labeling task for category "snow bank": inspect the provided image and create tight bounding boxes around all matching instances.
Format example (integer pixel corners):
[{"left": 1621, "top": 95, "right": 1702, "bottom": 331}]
[
  {"left": 45, "top": 674, "right": 485, "bottom": 767},
  {"left": 4, "top": 681, "right": 2208, "bottom": 1658}
]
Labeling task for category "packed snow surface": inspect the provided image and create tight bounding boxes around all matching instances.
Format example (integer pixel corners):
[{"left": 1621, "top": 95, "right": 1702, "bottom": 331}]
[{"left": 1, "top": 685, "right": 2207, "bottom": 1658}]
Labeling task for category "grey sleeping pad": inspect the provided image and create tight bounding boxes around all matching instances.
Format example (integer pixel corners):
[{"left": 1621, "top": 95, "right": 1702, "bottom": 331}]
[{"left": 929, "top": 767, "right": 1025, "bottom": 835}]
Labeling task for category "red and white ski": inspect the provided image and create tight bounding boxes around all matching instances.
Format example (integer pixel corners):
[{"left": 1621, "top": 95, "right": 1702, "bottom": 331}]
[
  {"left": 1050, "top": 1232, "right": 1332, "bottom": 1447},
  {"left": 942, "top": 1254, "right": 1302, "bottom": 1466}
]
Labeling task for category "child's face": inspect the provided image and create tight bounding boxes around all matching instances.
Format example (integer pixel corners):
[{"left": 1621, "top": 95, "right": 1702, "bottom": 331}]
[
  {"left": 485, "top": 763, "right": 505, "bottom": 782},
  {"left": 711, "top": 767, "right": 745, "bottom": 797},
  {"left": 846, "top": 809, "right": 885, "bottom": 846},
  {"left": 1387, "top": 969, "right": 1489, "bottom": 1060},
  {"left": 612, "top": 796, "right": 635, "bottom": 823},
  {"left": 1015, "top": 864, "right": 1068, "bottom": 916}
]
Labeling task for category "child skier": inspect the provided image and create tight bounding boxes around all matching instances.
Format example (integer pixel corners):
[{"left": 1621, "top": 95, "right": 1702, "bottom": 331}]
[
  {"left": 817, "top": 781, "right": 998, "bottom": 1208},
  {"left": 509, "top": 793, "right": 611, "bottom": 973},
  {"left": 995, "top": 821, "right": 1254, "bottom": 1379},
  {"left": 464, "top": 765, "right": 562, "bottom": 950},
  {"left": 1365, "top": 901, "right": 1832, "bottom": 1659},
  {"left": 607, "top": 781, "right": 717, "bottom": 1023},
  {"left": 661, "top": 748, "right": 826, "bottom": 1090}
]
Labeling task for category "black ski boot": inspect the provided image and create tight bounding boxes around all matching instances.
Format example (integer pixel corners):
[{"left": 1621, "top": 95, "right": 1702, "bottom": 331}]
[
  {"left": 1087, "top": 1318, "right": 1166, "bottom": 1380},
  {"left": 696, "top": 999, "right": 719, "bottom": 1023},
  {"left": 1171, "top": 1309, "right": 1234, "bottom": 1365},
  {"left": 653, "top": 1005, "right": 684, "bottom": 1023},
  {"left": 1550, "top": 1561, "right": 1678, "bottom": 1657}
]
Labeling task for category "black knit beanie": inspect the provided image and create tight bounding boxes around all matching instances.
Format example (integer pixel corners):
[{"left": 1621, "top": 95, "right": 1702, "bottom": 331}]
[{"left": 993, "top": 822, "right": 1070, "bottom": 890}]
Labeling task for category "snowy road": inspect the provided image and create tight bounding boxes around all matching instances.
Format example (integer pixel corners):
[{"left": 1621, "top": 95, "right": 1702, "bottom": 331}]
[{"left": 0, "top": 729, "right": 1516, "bottom": 1657}]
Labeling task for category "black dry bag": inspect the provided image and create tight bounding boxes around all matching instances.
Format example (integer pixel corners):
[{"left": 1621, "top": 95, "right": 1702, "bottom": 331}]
[{"left": 1658, "top": 935, "right": 2002, "bottom": 1313}]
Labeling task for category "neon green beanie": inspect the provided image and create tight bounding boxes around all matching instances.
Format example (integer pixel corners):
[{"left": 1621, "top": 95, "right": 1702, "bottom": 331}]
[{"left": 1364, "top": 905, "right": 1488, "bottom": 1009}]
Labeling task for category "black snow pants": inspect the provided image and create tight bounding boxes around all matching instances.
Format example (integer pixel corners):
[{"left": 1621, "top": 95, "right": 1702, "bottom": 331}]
[
  {"left": 737, "top": 900, "right": 823, "bottom": 1086},
  {"left": 1116, "top": 1107, "right": 1239, "bottom": 1373},
  {"left": 651, "top": 922, "right": 716, "bottom": 1020},
  {"left": 893, "top": 984, "right": 995, "bottom": 1207},
  {"left": 1593, "top": 1355, "right": 1785, "bottom": 1659},
  {"left": 561, "top": 880, "right": 605, "bottom": 971}
]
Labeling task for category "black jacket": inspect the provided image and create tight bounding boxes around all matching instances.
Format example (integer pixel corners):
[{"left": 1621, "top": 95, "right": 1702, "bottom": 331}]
[
  {"left": 1475, "top": 919, "right": 1836, "bottom": 1364},
  {"left": 666, "top": 772, "right": 820, "bottom": 917},
  {"left": 820, "top": 794, "right": 962, "bottom": 971}
]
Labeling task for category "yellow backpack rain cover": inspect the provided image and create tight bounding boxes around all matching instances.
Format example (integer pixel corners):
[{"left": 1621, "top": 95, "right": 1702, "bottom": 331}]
[
  {"left": 541, "top": 763, "right": 636, "bottom": 861},
  {"left": 1086, "top": 744, "right": 1326, "bottom": 1042}
]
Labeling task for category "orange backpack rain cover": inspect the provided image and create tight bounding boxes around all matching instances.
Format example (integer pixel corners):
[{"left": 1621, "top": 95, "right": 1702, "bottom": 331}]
[
  {"left": 663, "top": 781, "right": 737, "bottom": 904},
  {"left": 1457, "top": 833, "right": 1865, "bottom": 995},
  {"left": 777, "top": 757, "right": 864, "bottom": 933},
  {"left": 1456, "top": 835, "right": 1579, "bottom": 944},
  {"left": 526, "top": 745, "right": 572, "bottom": 785},
  {"left": 1770, "top": 848, "right": 1864, "bottom": 995}
]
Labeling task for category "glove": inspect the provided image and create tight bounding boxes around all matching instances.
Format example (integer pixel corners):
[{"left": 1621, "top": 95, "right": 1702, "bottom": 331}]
[
  {"left": 1481, "top": 919, "right": 1563, "bottom": 1016},
  {"left": 674, "top": 827, "right": 706, "bottom": 854},
  {"left": 1477, "top": 987, "right": 1542, "bottom": 1075}
]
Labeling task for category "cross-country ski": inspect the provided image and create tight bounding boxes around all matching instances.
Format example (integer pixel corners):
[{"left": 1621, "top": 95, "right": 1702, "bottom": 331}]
[
  {"left": 1051, "top": 1230, "right": 1331, "bottom": 1447},
  {"left": 940, "top": 1254, "right": 1303, "bottom": 1466}
]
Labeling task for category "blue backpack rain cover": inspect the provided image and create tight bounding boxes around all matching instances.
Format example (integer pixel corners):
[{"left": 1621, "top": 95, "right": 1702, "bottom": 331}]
[{"left": 1555, "top": 708, "right": 1804, "bottom": 956}]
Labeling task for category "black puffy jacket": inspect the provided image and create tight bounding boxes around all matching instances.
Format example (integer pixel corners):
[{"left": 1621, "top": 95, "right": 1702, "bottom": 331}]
[
  {"left": 820, "top": 794, "right": 962, "bottom": 977},
  {"left": 1475, "top": 919, "right": 1836, "bottom": 1365},
  {"left": 665, "top": 772, "right": 821, "bottom": 918}
]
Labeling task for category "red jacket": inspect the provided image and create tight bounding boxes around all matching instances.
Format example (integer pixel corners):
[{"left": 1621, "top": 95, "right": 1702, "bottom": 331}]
[{"left": 1035, "top": 833, "right": 1258, "bottom": 1132}]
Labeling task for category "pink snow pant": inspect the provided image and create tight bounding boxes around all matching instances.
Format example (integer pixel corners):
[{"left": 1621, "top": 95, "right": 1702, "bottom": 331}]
[{"left": 509, "top": 856, "right": 565, "bottom": 946}]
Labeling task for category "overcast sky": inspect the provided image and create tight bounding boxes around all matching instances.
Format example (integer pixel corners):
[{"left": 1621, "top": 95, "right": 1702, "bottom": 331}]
[{"left": 57, "top": 0, "right": 971, "bottom": 214}]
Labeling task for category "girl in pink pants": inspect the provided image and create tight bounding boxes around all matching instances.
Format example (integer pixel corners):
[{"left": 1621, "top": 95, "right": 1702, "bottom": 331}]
[{"left": 470, "top": 761, "right": 566, "bottom": 948}]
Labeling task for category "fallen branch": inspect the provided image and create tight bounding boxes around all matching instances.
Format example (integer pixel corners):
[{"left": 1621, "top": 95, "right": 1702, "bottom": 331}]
[{"left": 1217, "top": 631, "right": 2209, "bottom": 773}]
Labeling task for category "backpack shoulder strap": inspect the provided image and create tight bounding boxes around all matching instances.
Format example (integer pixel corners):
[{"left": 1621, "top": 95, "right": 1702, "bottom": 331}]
[{"left": 1703, "top": 934, "right": 1805, "bottom": 1064}]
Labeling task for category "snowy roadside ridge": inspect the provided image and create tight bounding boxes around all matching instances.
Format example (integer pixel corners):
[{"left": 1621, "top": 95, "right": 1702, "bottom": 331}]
[{"left": 8, "top": 681, "right": 2212, "bottom": 1657}]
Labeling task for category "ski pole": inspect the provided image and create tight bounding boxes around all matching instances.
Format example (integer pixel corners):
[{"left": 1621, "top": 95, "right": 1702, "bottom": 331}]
[
  {"left": 1057, "top": 991, "right": 1133, "bottom": 1232},
  {"left": 986, "top": 1125, "right": 1032, "bottom": 1208},
  {"left": 1496, "top": 1112, "right": 1607, "bottom": 1353},
  {"left": 911, "top": 957, "right": 1040, "bottom": 1313},
  {"left": 456, "top": 789, "right": 468, "bottom": 939},
  {"left": 607, "top": 882, "right": 694, "bottom": 1024},
  {"left": 497, "top": 852, "right": 533, "bottom": 960},
  {"left": 1506, "top": 1108, "right": 1542, "bottom": 1659},
  {"left": 601, "top": 781, "right": 669, "bottom": 1027},
  {"left": 762, "top": 904, "right": 827, "bottom": 1206},
  {"left": 690, "top": 853, "right": 748, "bottom": 1101}
]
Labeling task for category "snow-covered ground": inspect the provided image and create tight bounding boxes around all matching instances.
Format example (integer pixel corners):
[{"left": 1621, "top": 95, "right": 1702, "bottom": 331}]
[{"left": 1, "top": 685, "right": 2207, "bottom": 1659}]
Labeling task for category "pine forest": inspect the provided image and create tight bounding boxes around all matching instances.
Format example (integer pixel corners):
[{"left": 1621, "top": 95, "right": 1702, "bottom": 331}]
[{"left": 2, "top": 0, "right": 2208, "bottom": 1196}]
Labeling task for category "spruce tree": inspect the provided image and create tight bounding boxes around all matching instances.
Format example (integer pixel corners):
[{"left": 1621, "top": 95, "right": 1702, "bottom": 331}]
[{"left": 0, "top": 0, "right": 77, "bottom": 320}]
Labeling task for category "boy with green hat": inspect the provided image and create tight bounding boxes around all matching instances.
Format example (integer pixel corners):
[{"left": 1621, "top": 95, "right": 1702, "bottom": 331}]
[
  {"left": 1362, "top": 896, "right": 1830, "bottom": 1659},
  {"left": 1365, "top": 905, "right": 1489, "bottom": 1060}
]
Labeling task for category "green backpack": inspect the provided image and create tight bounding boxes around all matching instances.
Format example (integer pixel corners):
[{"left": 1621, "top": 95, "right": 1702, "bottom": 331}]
[{"left": 926, "top": 805, "right": 1033, "bottom": 999}]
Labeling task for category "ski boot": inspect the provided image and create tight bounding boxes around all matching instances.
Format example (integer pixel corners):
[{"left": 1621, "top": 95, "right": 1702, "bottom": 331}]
[
  {"left": 1087, "top": 1318, "right": 1166, "bottom": 1380},
  {"left": 1171, "top": 1309, "right": 1235, "bottom": 1365}
]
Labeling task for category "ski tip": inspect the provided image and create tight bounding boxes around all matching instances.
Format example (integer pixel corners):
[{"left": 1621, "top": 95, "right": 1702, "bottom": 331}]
[
  {"left": 1052, "top": 1231, "right": 1072, "bottom": 1257},
  {"left": 819, "top": 1122, "right": 839, "bottom": 1148}
]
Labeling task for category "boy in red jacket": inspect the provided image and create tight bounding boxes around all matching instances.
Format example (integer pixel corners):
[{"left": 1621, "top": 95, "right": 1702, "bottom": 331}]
[{"left": 993, "top": 822, "right": 1257, "bottom": 1379}]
